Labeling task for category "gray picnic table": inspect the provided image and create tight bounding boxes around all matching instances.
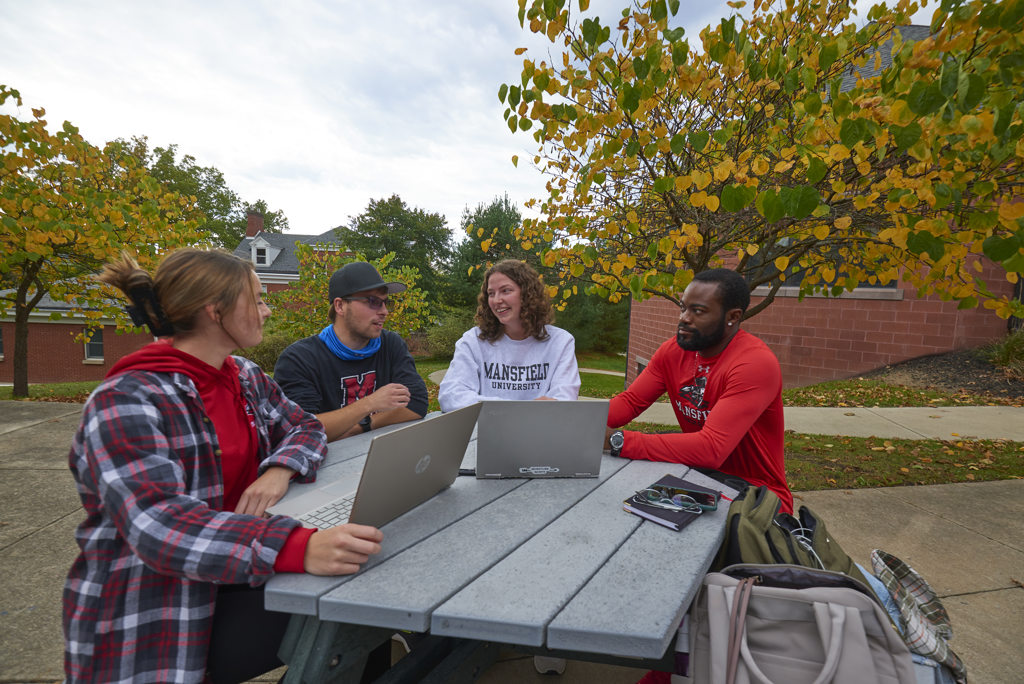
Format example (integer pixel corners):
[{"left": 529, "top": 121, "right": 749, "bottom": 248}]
[{"left": 265, "top": 418, "right": 734, "bottom": 683}]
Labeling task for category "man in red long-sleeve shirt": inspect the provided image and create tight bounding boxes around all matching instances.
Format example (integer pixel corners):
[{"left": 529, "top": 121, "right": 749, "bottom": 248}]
[{"left": 605, "top": 268, "right": 793, "bottom": 513}]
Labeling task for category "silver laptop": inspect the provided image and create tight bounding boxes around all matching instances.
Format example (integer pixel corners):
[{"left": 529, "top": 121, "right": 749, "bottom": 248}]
[
  {"left": 267, "top": 403, "right": 481, "bottom": 528},
  {"left": 474, "top": 400, "right": 609, "bottom": 478}
]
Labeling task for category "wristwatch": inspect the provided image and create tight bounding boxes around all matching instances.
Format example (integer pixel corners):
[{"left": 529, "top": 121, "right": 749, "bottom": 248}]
[
  {"left": 359, "top": 415, "right": 372, "bottom": 433},
  {"left": 609, "top": 430, "right": 625, "bottom": 457}
]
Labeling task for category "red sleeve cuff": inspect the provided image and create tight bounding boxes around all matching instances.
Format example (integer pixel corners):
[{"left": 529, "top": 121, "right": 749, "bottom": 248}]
[
  {"left": 274, "top": 525, "right": 316, "bottom": 573},
  {"left": 619, "top": 431, "right": 642, "bottom": 460}
]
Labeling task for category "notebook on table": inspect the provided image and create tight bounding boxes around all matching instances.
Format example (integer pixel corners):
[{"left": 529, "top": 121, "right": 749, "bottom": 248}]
[
  {"left": 267, "top": 403, "right": 481, "bottom": 528},
  {"left": 474, "top": 399, "right": 610, "bottom": 478},
  {"left": 622, "top": 473, "right": 722, "bottom": 531}
]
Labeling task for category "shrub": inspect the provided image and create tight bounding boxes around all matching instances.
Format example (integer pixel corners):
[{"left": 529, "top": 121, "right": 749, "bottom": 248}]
[
  {"left": 425, "top": 308, "right": 475, "bottom": 357},
  {"left": 241, "top": 331, "right": 295, "bottom": 374},
  {"left": 556, "top": 293, "right": 629, "bottom": 353},
  {"left": 983, "top": 328, "right": 1024, "bottom": 380}
]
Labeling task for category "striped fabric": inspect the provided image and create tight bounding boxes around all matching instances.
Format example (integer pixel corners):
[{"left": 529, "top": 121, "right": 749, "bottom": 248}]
[{"left": 63, "top": 356, "right": 326, "bottom": 683}]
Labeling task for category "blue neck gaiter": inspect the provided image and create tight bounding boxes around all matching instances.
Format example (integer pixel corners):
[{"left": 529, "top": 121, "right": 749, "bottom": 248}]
[{"left": 318, "top": 325, "right": 381, "bottom": 360}]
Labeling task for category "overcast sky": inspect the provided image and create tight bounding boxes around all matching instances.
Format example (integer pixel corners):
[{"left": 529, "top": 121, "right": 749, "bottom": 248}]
[{"left": 2, "top": 1, "right": 930, "bottom": 238}]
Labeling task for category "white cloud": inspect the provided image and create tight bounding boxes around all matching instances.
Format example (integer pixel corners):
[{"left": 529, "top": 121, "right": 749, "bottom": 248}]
[{"left": 1, "top": 0, "right": 933, "bottom": 236}]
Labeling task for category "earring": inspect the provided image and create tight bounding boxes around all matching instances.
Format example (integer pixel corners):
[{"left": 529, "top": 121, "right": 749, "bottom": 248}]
[{"left": 727, "top": 322, "right": 733, "bottom": 326}]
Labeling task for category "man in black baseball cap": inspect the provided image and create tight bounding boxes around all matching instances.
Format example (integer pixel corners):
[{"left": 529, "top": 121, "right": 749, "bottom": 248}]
[
  {"left": 327, "top": 261, "right": 407, "bottom": 303},
  {"left": 274, "top": 261, "right": 427, "bottom": 441}
]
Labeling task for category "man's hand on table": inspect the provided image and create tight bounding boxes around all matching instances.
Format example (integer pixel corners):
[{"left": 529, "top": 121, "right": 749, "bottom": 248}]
[
  {"left": 335, "top": 384, "right": 414, "bottom": 439},
  {"left": 367, "top": 382, "right": 412, "bottom": 412},
  {"left": 304, "top": 524, "right": 383, "bottom": 575}
]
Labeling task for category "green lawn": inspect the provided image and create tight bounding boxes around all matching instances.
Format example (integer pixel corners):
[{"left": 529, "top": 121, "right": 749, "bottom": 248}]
[
  {"left": 623, "top": 421, "right": 1024, "bottom": 491},
  {"left": 576, "top": 351, "right": 628, "bottom": 372},
  {"left": 0, "top": 381, "right": 99, "bottom": 403},
  {"left": 579, "top": 371, "right": 626, "bottom": 398},
  {"left": 782, "top": 378, "right": 1022, "bottom": 408}
]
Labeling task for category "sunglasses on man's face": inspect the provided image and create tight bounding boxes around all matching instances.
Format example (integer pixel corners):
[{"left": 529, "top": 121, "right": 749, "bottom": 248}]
[{"left": 343, "top": 296, "right": 390, "bottom": 310}]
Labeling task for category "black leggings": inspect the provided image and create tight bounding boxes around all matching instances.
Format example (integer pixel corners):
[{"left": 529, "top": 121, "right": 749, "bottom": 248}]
[
  {"left": 205, "top": 584, "right": 391, "bottom": 684},
  {"left": 206, "top": 584, "right": 291, "bottom": 684}
]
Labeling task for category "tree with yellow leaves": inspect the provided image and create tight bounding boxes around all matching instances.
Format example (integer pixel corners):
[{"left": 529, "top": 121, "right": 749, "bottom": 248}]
[
  {"left": 266, "top": 244, "right": 430, "bottom": 340},
  {"left": 0, "top": 85, "right": 203, "bottom": 396},
  {"left": 501, "top": 0, "right": 1024, "bottom": 319}
]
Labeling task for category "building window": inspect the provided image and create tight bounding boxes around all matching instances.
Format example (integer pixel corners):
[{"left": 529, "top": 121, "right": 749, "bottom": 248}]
[
  {"left": 0, "top": 326, "right": 4, "bottom": 360},
  {"left": 255, "top": 247, "right": 267, "bottom": 266},
  {"left": 746, "top": 241, "right": 900, "bottom": 300},
  {"left": 84, "top": 328, "right": 104, "bottom": 361}
]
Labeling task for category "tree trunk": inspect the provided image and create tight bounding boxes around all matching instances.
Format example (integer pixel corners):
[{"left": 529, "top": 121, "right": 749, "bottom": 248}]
[
  {"left": 13, "top": 300, "right": 30, "bottom": 398},
  {"left": 11, "top": 261, "right": 46, "bottom": 399}
]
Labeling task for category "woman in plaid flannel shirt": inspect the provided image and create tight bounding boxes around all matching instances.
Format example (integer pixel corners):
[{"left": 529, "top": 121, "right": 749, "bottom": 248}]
[{"left": 63, "top": 249, "right": 383, "bottom": 684}]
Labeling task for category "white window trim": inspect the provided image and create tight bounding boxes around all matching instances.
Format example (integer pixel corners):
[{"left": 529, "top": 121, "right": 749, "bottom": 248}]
[{"left": 84, "top": 328, "right": 104, "bottom": 363}]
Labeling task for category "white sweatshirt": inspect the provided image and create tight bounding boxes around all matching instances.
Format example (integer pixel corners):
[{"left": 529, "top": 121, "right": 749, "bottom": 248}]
[{"left": 438, "top": 325, "right": 581, "bottom": 412}]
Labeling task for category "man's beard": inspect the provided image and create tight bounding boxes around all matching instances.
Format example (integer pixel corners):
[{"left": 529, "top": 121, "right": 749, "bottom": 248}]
[{"left": 676, "top": 314, "right": 727, "bottom": 352}]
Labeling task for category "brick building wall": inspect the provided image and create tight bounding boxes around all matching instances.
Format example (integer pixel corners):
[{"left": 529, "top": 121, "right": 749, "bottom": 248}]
[
  {"left": 0, "top": 321, "right": 153, "bottom": 384},
  {"left": 1, "top": 222, "right": 333, "bottom": 385},
  {"left": 626, "top": 264, "right": 1016, "bottom": 389}
]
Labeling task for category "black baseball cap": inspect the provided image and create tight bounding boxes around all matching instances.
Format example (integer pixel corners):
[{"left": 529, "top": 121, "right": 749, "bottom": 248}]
[{"left": 328, "top": 262, "right": 407, "bottom": 302}]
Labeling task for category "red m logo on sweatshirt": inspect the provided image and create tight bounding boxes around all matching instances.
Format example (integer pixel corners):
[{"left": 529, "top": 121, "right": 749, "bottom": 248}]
[{"left": 341, "top": 372, "right": 377, "bottom": 405}]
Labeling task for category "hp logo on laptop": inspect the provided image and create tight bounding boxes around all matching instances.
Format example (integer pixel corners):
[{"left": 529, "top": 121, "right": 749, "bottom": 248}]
[{"left": 415, "top": 454, "right": 431, "bottom": 474}]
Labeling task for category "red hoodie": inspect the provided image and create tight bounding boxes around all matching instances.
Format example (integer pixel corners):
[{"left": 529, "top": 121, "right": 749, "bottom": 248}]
[{"left": 108, "top": 340, "right": 313, "bottom": 572}]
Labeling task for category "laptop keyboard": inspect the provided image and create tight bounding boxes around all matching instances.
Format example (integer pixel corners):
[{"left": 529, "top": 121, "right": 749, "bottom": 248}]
[{"left": 298, "top": 494, "right": 355, "bottom": 529}]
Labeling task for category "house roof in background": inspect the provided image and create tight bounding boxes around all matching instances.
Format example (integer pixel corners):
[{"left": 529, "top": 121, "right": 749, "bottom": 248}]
[
  {"left": 840, "top": 24, "right": 932, "bottom": 91},
  {"left": 233, "top": 228, "right": 343, "bottom": 275}
]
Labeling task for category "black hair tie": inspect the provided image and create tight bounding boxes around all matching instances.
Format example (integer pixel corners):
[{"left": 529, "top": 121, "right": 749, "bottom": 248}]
[{"left": 126, "top": 286, "right": 175, "bottom": 337}]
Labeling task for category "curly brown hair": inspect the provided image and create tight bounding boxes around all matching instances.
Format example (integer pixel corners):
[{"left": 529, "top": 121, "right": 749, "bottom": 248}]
[{"left": 475, "top": 259, "right": 553, "bottom": 342}]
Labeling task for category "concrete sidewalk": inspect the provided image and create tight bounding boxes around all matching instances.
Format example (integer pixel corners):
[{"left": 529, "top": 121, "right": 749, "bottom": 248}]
[
  {"left": 1, "top": 400, "right": 1021, "bottom": 683},
  {"left": 637, "top": 401, "right": 1024, "bottom": 441}
]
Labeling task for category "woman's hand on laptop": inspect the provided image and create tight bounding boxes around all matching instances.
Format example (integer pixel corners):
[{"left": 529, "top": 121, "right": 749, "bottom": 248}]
[
  {"left": 304, "top": 524, "right": 384, "bottom": 576},
  {"left": 235, "top": 466, "right": 294, "bottom": 517}
]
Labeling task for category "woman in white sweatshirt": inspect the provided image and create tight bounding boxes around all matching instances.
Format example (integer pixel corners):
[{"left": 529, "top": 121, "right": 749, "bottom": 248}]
[{"left": 438, "top": 259, "right": 581, "bottom": 412}]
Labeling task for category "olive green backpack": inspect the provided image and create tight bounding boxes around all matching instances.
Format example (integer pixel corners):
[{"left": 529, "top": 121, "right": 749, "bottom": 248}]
[{"left": 711, "top": 485, "right": 873, "bottom": 590}]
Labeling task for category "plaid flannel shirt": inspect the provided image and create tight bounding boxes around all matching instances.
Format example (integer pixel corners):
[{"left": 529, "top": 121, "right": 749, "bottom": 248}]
[
  {"left": 871, "top": 549, "right": 967, "bottom": 684},
  {"left": 63, "top": 356, "right": 326, "bottom": 684}
]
